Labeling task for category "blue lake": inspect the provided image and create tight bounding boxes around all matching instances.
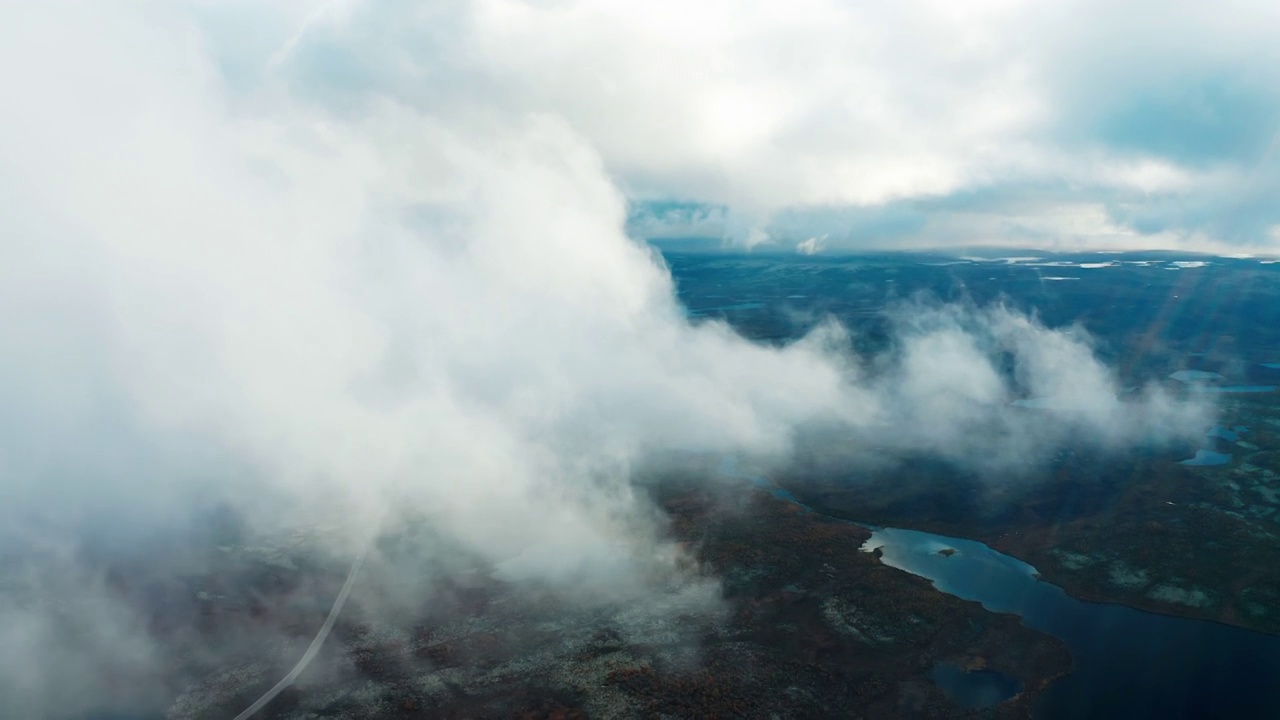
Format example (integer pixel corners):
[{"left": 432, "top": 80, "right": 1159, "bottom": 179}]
[
  {"left": 1181, "top": 449, "right": 1232, "bottom": 466},
  {"left": 1169, "top": 370, "right": 1224, "bottom": 382},
  {"left": 929, "top": 662, "right": 1022, "bottom": 708},
  {"left": 1206, "top": 425, "right": 1240, "bottom": 442},
  {"left": 716, "top": 458, "right": 1280, "bottom": 719},
  {"left": 1188, "top": 385, "right": 1278, "bottom": 394}
]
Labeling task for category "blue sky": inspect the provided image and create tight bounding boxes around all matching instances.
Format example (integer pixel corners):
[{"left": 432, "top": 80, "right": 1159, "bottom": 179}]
[{"left": 180, "top": 0, "right": 1280, "bottom": 255}]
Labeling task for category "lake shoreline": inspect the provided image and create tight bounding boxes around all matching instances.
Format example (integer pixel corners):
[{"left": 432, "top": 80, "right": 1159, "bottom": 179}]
[
  {"left": 788, "top": 487, "right": 1280, "bottom": 638},
  {"left": 849, "top": 514, "right": 1280, "bottom": 718}
]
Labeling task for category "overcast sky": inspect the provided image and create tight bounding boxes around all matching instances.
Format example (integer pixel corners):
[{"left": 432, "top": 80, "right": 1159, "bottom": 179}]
[{"left": 181, "top": 0, "right": 1280, "bottom": 254}]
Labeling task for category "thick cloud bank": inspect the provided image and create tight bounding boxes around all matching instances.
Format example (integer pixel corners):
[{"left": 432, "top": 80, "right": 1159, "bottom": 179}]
[
  {"left": 0, "top": 3, "right": 1212, "bottom": 717},
  {"left": 225, "top": 0, "right": 1280, "bottom": 252}
]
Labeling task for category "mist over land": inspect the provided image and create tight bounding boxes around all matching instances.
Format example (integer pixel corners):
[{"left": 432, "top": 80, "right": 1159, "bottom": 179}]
[{"left": 5, "top": 2, "right": 1274, "bottom": 717}]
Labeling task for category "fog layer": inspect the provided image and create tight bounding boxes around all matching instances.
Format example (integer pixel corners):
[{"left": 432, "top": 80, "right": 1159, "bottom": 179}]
[{"left": 0, "top": 4, "right": 1210, "bottom": 717}]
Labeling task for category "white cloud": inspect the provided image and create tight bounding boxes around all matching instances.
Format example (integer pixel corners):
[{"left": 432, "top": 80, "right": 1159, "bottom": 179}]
[
  {"left": 284, "top": 0, "right": 1049, "bottom": 210},
  {"left": 0, "top": 2, "right": 1219, "bottom": 716},
  {"left": 796, "top": 236, "right": 827, "bottom": 255},
  {"left": 362, "top": 0, "right": 1277, "bottom": 250}
]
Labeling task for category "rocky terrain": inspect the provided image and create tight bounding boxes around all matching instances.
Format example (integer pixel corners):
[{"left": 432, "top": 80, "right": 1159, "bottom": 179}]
[{"left": 148, "top": 475, "right": 1070, "bottom": 719}]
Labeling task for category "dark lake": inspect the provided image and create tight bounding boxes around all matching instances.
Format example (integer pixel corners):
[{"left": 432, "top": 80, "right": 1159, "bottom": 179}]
[
  {"left": 929, "top": 662, "right": 1023, "bottom": 709},
  {"left": 865, "top": 526, "right": 1280, "bottom": 719},
  {"left": 717, "top": 457, "right": 1280, "bottom": 719}
]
